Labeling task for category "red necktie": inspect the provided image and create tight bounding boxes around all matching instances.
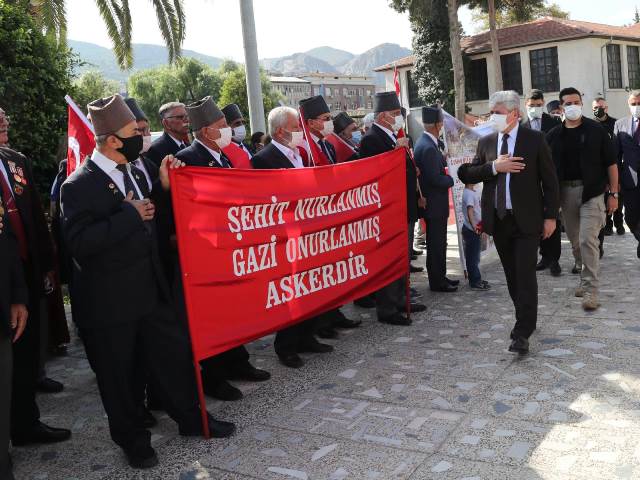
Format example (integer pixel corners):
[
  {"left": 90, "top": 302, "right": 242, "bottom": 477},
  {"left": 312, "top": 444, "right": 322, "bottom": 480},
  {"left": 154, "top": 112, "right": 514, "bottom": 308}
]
[{"left": 0, "top": 171, "right": 28, "bottom": 260}]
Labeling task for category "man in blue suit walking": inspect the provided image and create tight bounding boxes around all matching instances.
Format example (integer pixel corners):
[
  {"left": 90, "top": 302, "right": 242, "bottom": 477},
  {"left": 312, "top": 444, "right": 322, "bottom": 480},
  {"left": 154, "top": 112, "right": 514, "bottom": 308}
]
[{"left": 414, "top": 106, "right": 458, "bottom": 292}]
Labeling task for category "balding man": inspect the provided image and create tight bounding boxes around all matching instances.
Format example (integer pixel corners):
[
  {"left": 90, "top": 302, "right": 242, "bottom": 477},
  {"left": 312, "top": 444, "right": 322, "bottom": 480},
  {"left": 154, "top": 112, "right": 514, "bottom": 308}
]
[{"left": 146, "top": 102, "right": 190, "bottom": 167}]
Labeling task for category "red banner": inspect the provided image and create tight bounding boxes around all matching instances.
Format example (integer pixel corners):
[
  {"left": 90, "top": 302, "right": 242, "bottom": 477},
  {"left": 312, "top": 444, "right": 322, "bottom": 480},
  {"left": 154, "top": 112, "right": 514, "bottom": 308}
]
[{"left": 170, "top": 149, "right": 408, "bottom": 362}]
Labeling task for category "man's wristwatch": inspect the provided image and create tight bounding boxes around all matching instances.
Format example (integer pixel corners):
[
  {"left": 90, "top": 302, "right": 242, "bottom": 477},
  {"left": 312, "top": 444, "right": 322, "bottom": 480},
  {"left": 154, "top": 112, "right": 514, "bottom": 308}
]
[{"left": 609, "top": 192, "right": 619, "bottom": 199}]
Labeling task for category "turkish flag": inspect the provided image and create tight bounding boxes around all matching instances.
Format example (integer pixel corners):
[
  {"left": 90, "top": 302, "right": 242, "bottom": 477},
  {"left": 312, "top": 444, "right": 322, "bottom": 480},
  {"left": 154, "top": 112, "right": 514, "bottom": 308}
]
[
  {"left": 222, "top": 142, "right": 253, "bottom": 169},
  {"left": 66, "top": 96, "right": 95, "bottom": 177},
  {"left": 170, "top": 149, "right": 408, "bottom": 362},
  {"left": 298, "top": 105, "right": 332, "bottom": 166},
  {"left": 325, "top": 133, "right": 356, "bottom": 163}
]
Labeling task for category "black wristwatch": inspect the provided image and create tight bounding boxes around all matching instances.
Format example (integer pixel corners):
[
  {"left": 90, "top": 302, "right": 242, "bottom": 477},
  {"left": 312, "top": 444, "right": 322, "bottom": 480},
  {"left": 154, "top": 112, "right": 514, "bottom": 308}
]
[{"left": 609, "top": 192, "right": 619, "bottom": 199}]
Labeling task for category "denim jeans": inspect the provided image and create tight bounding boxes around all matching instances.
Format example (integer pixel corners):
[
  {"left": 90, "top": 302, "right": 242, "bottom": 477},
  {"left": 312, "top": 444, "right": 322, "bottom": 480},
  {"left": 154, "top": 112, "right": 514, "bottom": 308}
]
[{"left": 462, "top": 225, "right": 481, "bottom": 285}]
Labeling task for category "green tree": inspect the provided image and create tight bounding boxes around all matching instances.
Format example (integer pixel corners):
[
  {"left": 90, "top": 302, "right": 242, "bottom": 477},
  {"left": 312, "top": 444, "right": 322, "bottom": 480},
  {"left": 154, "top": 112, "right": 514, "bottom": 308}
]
[
  {"left": 634, "top": 6, "right": 640, "bottom": 24},
  {"left": 469, "top": 0, "right": 569, "bottom": 30},
  {"left": 17, "top": 0, "right": 185, "bottom": 69},
  {"left": 0, "top": 0, "right": 77, "bottom": 192},
  {"left": 72, "top": 70, "right": 121, "bottom": 114},
  {"left": 218, "top": 67, "right": 282, "bottom": 132}
]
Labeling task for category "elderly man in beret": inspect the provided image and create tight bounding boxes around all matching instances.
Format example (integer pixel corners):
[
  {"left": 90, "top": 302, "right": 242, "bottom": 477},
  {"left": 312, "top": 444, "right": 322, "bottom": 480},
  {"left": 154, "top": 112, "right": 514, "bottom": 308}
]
[{"left": 61, "top": 94, "right": 235, "bottom": 469}]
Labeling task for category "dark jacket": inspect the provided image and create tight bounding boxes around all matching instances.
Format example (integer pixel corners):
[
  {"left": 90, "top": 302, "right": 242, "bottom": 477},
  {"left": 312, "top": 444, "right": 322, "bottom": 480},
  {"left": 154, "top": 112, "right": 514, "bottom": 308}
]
[
  {"left": 546, "top": 116, "right": 616, "bottom": 204},
  {"left": 359, "top": 124, "right": 418, "bottom": 223},
  {"left": 0, "top": 147, "right": 54, "bottom": 295},
  {"left": 596, "top": 115, "right": 617, "bottom": 139},
  {"left": 414, "top": 132, "right": 453, "bottom": 219},
  {"left": 614, "top": 116, "right": 640, "bottom": 191},
  {"left": 175, "top": 140, "right": 231, "bottom": 168},
  {"left": 60, "top": 158, "right": 170, "bottom": 329},
  {"left": 146, "top": 132, "right": 187, "bottom": 167},
  {"left": 458, "top": 126, "right": 559, "bottom": 236},
  {"left": 521, "top": 112, "right": 561, "bottom": 134},
  {"left": 0, "top": 220, "right": 28, "bottom": 336},
  {"left": 251, "top": 142, "right": 296, "bottom": 169}
]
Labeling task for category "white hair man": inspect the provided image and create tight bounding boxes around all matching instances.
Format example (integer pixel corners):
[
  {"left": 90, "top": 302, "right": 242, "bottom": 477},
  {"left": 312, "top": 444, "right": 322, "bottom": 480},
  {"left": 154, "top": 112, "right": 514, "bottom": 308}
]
[
  {"left": 145, "top": 101, "right": 190, "bottom": 166},
  {"left": 458, "top": 90, "right": 560, "bottom": 355}
]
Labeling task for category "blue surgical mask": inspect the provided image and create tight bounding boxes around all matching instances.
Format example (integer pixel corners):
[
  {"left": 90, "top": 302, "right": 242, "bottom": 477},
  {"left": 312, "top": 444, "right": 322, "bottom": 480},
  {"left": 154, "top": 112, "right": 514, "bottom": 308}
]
[{"left": 351, "top": 130, "right": 362, "bottom": 145}]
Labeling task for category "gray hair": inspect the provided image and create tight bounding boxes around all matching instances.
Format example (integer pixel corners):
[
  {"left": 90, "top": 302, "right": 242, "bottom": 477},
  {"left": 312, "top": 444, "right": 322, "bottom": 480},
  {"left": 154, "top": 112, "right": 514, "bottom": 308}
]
[
  {"left": 159, "top": 101, "right": 185, "bottom": 118},
  {"left": 363, "top": 112, "right": 374, "bottom": 128},
  {"left": 268, "top": 106, "right": 298, "bottom": 135},
  {"left": 95, "top": 134, "right": 110, "bottom": 147},
  {"left": 630, "top": 90, "right": 640, "bottom": 98},
  {"left": 489, "top": 90, "right": 521, "bottom": 112}
]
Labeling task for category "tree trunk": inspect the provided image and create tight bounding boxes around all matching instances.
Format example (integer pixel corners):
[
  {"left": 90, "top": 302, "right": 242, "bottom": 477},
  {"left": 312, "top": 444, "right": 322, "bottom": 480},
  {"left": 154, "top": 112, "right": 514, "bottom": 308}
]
[
  {"left": 447, "top": 0, "right": 466, "bottom": 121},
  {"left": 488, "top": 0, "right": 503, "bottom": 91}
]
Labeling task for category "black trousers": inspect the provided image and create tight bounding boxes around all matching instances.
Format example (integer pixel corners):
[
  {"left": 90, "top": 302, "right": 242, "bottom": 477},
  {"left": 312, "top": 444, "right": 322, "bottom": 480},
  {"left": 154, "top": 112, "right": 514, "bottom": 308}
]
[
  {"left": 425, "top": 216, "right": 448, "bottom": 289},
  {"left": 274, "top": 318, "right": 317, "bottom": 356},
  {"left": 624, "top": 187, "right": 640, "bottom": 241},
  {"left": 10, "top": 265, "right": 40, "bottom": 436},
  {"left": 539, "top": 217, "right": 561, "bottom": 263},
  {"left": 80, "top": 301, "right": 201, "bottom": 449},
  {"left": 0, "top": 332, "right": 11, "bottom": 478},
  {"left": 375, "top": 221, "right": 411, "bottom": 320},
  {"left": 492, "top": 213, "right": 540, "bottom": 339}
]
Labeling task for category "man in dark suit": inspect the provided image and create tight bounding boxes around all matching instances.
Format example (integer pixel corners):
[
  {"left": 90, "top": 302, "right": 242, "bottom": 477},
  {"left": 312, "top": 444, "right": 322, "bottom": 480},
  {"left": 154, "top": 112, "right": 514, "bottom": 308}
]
[
  {"left": 145, "top": 102, "right": 190, "bottom": 167},
  {"left": 175, "top": 97, "right": 271, "bottom": 399},
  {"left": 326, "top": 112, "right": 359, "bottom": 163},
  {"left": 614, "top": 90, "right": 640, "bottom": 259},
  {"left": 252, "top": 106, "right": 335, "bottom": 368},
  {"left": 522, "top": 89, "right": 562, "bottom": 277},
  {"left": 359, "top": 92, "right": 426, "bottom": 326},
  {"left": 415, "top": 106, "right": 456, "bottom": 292},
  {"left": 0, "top": 210, "right": 28, "bottom": 480},
  {"left": 0, "top": 135, "right": 71, "bottom": 445},
  {"left": 458, "top": 90, "right": 559, "bottom": 354},
  {"left": 61, "top": 94, "right": 235, "bottom": 469}
]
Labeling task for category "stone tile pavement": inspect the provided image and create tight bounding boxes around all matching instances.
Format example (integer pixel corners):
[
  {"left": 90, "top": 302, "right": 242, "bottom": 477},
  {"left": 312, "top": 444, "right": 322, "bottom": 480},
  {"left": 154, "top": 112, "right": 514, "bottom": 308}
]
[{"left": 12, "top": 229, "right": 640, "bottom": 479}]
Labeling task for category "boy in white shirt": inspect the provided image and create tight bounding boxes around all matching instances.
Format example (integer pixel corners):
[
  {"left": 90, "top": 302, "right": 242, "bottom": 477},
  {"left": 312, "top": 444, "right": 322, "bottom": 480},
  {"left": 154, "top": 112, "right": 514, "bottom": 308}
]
[{"left": 462, "top": 183, "right": 490, "bottom": 290}]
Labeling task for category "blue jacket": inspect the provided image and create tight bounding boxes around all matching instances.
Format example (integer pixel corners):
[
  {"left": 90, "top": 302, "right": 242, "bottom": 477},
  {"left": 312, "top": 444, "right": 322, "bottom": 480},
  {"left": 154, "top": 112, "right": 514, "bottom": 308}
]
[{"left": 414, "top": 132, "right": 453, "bottom": 219}]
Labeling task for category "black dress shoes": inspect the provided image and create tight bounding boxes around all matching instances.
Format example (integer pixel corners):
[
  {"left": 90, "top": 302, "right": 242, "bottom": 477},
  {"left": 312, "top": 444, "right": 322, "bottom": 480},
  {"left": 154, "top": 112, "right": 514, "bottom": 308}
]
[
  {"left": 617, "top": 226, "right": 626, "bottom": 235},
  {"left": 445, "top": 277, "right": 460, "bottom": 287},
  {"left": 412, "top": 248, "right": 423, "bottom": 256},
  {"left": 123, "top": 444, "right": 158, "bottom": 469},
  {"left": 603, "top": 225, "right": 613, "bottom": 236},
  {"left": 203, "top": 379, "right": 243, "bottom": 401},
  {"left": 299, "top": 339, "right": 334, "bottom": 354},
  {"left": 535, "top": 259, "right": 549, "bottom": 271},
  {"left": 317, "top": 327, "right": 339, "bottom": 339},
  {"left": 410, "top": 264, "right": 424, "bottom": 273},
  {"left": 637, "top": 243, "right": 640, "bottom": 259},
  {"left": 36, "top": 377, "right": 64, "bottom": 394},
  {"left": 411, "top": 254, "right": 418, "bottom": 261},
  {"left": 405, "top": 302, "right": 426, "bottom": 313},
  {"left": 571, "top": 263, "right": 581, "bottom": 274},
  {"left": 549, "top": 262, "right": 561, "bottom": 277},
  {"left": 354, "top": 297, "right": 376, "bottom": 308},
  {"left": 229, "top": 364, "right": 271, "bottom": 382},
  {"left": 430, "top": 285, "right": 457, "bottom": 293},
  {"left": 180, "top": 413, "right": 236, "bottom": 438},
  {"left": 379, "top": 313, "right": 412, "bottom": 326},
  {"left": 508, "top": 336, "right": 529, "bottom": 354},
  {"left": 333, "top": 317, "right": 362, "bottom": 329},
  {"left": 12, "top": 421, "right": 71, "bottom": 446},
  {"left": 278, "top": 353, "right": 304, "bottom": 368}
]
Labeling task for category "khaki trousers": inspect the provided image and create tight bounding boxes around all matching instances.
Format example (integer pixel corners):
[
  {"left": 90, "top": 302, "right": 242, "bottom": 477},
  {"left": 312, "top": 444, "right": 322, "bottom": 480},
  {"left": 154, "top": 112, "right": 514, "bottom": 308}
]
[{"left": 560, "top": 186, "right": 606, "bottom": 294}]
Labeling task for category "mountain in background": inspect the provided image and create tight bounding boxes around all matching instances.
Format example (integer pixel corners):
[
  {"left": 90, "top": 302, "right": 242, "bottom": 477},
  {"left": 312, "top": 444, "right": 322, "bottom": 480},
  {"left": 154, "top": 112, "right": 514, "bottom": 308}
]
[
  {"left": 261, "top": 53, "right": 338, "bottom": 76},
  {"left": 304, "top": 46, "right": 354, "bottom": 67},
  {"left": 69, "top": 40, "right": 224, "bottom": 83},
  {"left": 341, "top": 43, "right": 411, "bottom": 85}
]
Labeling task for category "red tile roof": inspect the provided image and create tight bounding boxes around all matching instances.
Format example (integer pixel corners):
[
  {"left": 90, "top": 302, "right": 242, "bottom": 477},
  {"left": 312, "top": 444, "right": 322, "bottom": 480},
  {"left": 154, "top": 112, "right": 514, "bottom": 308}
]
[{"left": 374, "top": 17, "right": 640, "bottom": 71}]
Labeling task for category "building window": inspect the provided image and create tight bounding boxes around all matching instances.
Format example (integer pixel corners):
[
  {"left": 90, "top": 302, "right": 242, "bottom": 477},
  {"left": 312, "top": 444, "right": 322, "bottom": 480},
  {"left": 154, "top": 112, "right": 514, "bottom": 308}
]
[
  {"left": 406, "top": 70, "right": 425, "bottom": 108},
  {"left": 629, "top": 46, "right": 640, "bottom": 89},
  {"left": 607, "top": 44, "right": 623, "bottom": 89},
  {"left": 466, "top": 58, "right": 489, "bottom": 101},
  {"left": 529, "top": 47, "right": 559, "bottom": 92},
  {"left": 501, "top": 52, "right": 522, "bottom": 94}
]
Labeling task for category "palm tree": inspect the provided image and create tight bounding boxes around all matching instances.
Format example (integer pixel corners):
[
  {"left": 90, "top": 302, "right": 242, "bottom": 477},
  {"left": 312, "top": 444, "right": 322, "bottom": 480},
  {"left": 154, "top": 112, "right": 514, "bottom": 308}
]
[{"left": 23, "top": 0, "right": 185, "bottom": 70}]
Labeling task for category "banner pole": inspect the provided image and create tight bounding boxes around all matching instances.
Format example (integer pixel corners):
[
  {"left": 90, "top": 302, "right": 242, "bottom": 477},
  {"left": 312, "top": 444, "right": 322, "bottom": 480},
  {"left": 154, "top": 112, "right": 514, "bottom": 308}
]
[
  {"left": 406, "top": 221, "right": 411, "bottom": 320},
  {"left": 193, "top": 360, "right": 210, "bottom": 439}
]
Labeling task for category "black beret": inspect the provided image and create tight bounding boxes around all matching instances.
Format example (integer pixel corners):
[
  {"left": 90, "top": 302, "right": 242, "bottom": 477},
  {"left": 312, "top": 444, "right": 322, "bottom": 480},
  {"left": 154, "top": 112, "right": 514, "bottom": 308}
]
[
  {"left": 124, "top": 97, "right": 147, "bottom": 122},
  {"left": 221, "top": 103, "right": 243, "bottom": 123},
  {"left": 299, "top": 95, "right": 330, "bottom": 119},
  {"left": 374, "top": 91, "right": 401, "bottom": 113},
  {"left": 333, "top": 112, "right": 355, "bottom": 134},
  {"left": 421, "top": 106, "right": 442, "bottom": 124}
]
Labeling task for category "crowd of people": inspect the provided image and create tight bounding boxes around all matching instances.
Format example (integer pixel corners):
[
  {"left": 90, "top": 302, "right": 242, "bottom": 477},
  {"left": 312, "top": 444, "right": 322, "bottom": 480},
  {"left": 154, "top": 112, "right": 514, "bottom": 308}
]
[{"left": 1, "top": 83, "right": 639, "bottom": 477}]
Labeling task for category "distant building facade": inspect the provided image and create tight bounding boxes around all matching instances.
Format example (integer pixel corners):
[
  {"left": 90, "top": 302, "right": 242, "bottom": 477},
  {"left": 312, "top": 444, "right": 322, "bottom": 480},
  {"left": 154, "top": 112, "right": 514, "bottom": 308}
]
[
  {"left": 302, "top": 73, "right": 376, "bottom": 116},
  {"left": 269, "top": 76, "right": 312, "bottom": 108}
]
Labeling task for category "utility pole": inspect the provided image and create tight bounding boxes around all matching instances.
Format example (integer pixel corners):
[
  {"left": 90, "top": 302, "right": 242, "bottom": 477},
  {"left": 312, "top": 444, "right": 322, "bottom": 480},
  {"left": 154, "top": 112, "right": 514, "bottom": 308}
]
[{"left": 239, "top": 0, "right": 265, "bottom": 133}]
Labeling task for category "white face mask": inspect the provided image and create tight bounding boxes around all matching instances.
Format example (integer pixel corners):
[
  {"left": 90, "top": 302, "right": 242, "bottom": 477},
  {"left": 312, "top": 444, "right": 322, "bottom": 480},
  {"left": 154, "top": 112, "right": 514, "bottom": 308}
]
[
  {"left": 527, "top": 106, "right": 543, "bottom": 120},
  {"left": 630, "top": 105, "right": 640, "bottom": 119},
  {"left": 320, "top": 120, "right": 334, "bottom": 136},
  {"left": 563, "top": 105, "right": 582, "bottom": 121},
  {"left": 214, "top": 127, "right": 232, "bottom": 149},
  {"left": 489, "top": 113, "right": 508, "bottom": 132},
  {"left": 232, "top": 125, "right": 246, "bottom": 143},
  {"left": 141, "top": 135, "right": 152, "bottom": 153},
  {"left": 392, "top": 115, "right": 405, "bottom": 132},
  {"left": 288, "top": 130, "right": 305, "bottom": 148}
]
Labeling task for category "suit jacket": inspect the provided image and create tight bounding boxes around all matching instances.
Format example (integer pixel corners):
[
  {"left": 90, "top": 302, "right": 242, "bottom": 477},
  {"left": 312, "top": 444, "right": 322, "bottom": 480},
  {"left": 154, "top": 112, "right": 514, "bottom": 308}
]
[
  {"left": 614, "top": 116, "right": 640, "bottom": 190},
  {"left": 0, "top": 220, "right": 28, "bottom": 336},
  {"left": 175, "top": 141, "right": 231, "bottom": 168},
  {"left": 0, "top": 147, "right": 54, "bottom": 295},
  {"left": 251, "top": 142, "right": 296, "bottom": 169},
  {"left": 521, "top": 112, "right": 560, "bottom": 134},
  {"left": 146, "top": 132, "right": 186, "bottom": 167},
  {"left": 414, "top": 132, "right": 453, "bottom": 219},
  {"left": 359, "top": 124, "right": 418, "bottom": 222},
  {"left": 60, "top": 158, "right": 171, "bottom": 329},
  {"left": 458, "top": 126, "right": 559, "bottom": 236}
]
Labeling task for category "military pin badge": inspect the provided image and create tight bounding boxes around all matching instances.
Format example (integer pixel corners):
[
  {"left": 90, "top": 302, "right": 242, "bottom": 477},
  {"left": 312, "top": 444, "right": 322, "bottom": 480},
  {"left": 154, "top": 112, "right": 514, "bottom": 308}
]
[
  {"left": 7, "top": 161, "right": 16, "bottom": 174},
  {"left": 208, "top": 161, "right": 214, "bottom": 166},
  {"left": 14, "top": 184, "right": 24, "bottom": 195},
  {"left": 14, "top": 174, "right": 22, "bottom": 184}
]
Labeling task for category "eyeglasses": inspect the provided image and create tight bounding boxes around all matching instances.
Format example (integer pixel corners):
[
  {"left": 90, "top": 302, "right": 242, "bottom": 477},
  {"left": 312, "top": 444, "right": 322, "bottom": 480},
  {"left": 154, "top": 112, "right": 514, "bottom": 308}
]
[{"left": 166, "top": 114, "right": 188, "bottom": 121}]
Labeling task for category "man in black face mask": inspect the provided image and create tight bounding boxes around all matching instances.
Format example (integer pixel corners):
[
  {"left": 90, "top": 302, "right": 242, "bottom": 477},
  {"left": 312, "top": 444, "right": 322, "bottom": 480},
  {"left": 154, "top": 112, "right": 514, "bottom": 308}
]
[{"left": 61, "top": 94, "right": 235, "bottom": 469}]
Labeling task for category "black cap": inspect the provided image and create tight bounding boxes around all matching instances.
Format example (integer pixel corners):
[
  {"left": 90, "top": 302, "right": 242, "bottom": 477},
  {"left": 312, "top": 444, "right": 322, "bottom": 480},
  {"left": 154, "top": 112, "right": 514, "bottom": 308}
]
[
  {"left": 299, "top": 95, "right": 330, "bottom": 119},
  {"left": 221, "top": 103, "right": 243, "bottom": 123},
  {"left": 333, "top": 112, "right": 355, "bottom": 134},
  {"left": 124, "top": 97, "right": 147, "bottom": 122},
  {"left": 421, "top": 106, "right": 442, "bottom": 124},
  {"left": 546, "top": 100, "right": 561, "bottom": 113},
  {"left": 374, "top": 91, "right": 401, "bottom": 113}
]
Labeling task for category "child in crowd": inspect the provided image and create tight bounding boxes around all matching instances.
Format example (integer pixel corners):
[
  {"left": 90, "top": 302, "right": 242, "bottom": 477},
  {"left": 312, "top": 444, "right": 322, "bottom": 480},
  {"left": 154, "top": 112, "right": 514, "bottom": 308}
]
[{"left": 461, "top": 183, "right": 490, "bottom": 290}]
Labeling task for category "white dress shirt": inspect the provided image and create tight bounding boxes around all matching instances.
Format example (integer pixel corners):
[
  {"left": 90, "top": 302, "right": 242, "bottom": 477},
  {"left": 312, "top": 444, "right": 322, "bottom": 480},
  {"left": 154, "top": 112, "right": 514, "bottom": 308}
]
[
  {"left": 91, "top": 149, "right": 144, "bottom": 199},
  {"left": 0, "top": 160, "right": 13, "bottom": 198},
  {"left": 133, "top": 158, "right": 153, "bottom": 191},
  {"left": 491, "top": 122, "right": 519, "bottom": 210},
  {"left": 373, "top": 122, "right": 397, "bottom": 145},
  {"left": 528, "top": 116, "right": 541, "bottom": 131},
  {"left": 272, "top": 139, "right": 304, "bottom": 168},
  {"left": 168, "top": 133, "right": 184, "bottom": 148},
  {"left": 195, "top": 140, "right": 226, "bottom": 167}
]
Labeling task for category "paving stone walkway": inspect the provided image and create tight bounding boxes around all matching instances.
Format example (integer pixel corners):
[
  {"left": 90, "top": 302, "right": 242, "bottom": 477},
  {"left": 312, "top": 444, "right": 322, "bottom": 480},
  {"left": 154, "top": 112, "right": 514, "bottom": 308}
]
[{"left": 12, "top": 229, "right": 640, "bottom": 480}]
